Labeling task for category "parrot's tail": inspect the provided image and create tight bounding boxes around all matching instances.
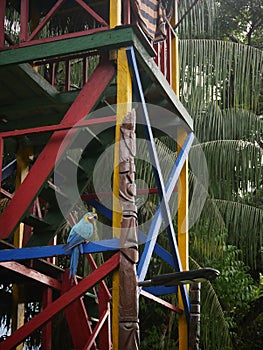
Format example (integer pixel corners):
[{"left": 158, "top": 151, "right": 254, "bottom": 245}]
[{"left": 69, "top": 246, "right": 80, "bottom": 281}]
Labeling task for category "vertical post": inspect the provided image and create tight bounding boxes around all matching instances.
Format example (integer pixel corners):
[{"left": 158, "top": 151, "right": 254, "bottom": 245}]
[
  {"left": 172, "top": 2, "right": 189, "bottom": 349},
  {"left": 41, "top": 288, "right": 53, "bottom": 350},
  {"left": 20, "top": 0, "right": 29, "bottom": 42},
  {"left": 177, "top": 128, "right": 189, "bottom": 350},
  {"left": 189, "top": 282, "right": 201, "bottom": 350},
  {"left": 123, "top": 0, "right": 131, "bottom": 25},
  {"left": 0, "top": 137, "right": 3, "bottom": 191},
  {"left": 171, "top": 1, "right": 180, "bottom": 95},
  {"left": 12, "top": 139, "right": 33, "bottom": 350},
  {"left": 110, "top": 0, "right": 121, "bottom": 28},
  {"left": 65, "top": 59, "right": 71, "bottom": 92},
  {"left": 0, "top": 0, "right": 6, "bottom": 48},
  {"left": 83, "top": 57, "right": 88, "bottom": 84},
  {"left": 118, "top": 110, "right": 139, "bottom": 349},
  {"left": 112, "top": 47, "right": 132, "bottom": 349}
]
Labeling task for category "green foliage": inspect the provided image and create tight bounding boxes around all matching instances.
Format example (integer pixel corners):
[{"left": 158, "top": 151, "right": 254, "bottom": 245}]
[{"left": 212, "top": 246, "right": 257, "bottom": 311}]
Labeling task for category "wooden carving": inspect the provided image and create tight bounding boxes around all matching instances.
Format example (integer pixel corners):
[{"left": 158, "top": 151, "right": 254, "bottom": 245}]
[{"left": 118, "top": 109, "right": 139, "bottom": 349}]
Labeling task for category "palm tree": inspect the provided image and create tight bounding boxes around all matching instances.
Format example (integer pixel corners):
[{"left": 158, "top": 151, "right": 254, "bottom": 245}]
[
  {"left": 138, "top": 1, "right": 262, "bottom": 348},
  {"left": 176, "top": 0, "right": 263, "bottom": 348}
]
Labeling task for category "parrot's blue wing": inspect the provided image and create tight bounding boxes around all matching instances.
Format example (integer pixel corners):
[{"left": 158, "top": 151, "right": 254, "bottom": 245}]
[
  {"left": 64, "top": 229, "right": 85, "bottom": 251},
  {"left": 64, "top": 218, "right": 94, "bottom": 281},
  {"left": 73, "top": 219, "right": 94, "bottom": 240}
]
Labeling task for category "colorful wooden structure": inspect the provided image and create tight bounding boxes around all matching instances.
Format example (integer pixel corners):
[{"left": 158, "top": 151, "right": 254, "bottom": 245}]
[{"left": 0, "top": 1, "right": 193, "bottom": 349}]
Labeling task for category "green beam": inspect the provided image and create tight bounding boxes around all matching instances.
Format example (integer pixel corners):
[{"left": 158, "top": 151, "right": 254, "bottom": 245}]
[
  {"left": 0, "top": 27, "right": 154, "bottom": 66},
  {"left": 133, "top": 38, "right": 193, "bottom": 130}
]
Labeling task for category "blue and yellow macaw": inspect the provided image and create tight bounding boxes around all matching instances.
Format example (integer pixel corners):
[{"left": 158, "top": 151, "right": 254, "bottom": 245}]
[{"left": 64, "top": 212, "right": 97, "bottom": 280}]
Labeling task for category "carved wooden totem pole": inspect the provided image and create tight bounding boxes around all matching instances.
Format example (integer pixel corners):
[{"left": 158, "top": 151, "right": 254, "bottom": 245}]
[{"left": 118, "top": 109, "right": 139, "bottom": 349}]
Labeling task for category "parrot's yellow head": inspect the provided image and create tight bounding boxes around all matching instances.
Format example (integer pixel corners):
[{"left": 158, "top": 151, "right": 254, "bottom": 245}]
[{"left": 83, "top": 212, "right": 98, "bottom": 223}]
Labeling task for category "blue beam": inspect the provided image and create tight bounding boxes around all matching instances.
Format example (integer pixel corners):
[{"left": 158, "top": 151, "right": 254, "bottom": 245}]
[
  {"left": 85, "top": 200, "right": 178, "bottom": 270},
  {"left": 0, "top": 238, "right": 119, "bottom": 262},
  {"left": 137, "top": 133, "right": 194, "bottom": 280},
  {"left": 2, "top": 159, "right": 16, "bottom": 181},
  {"left": 142, "top": 286, "right": 177, "bottom": 296},
  {"left": 127, "top": 46, "right": 193, "bottom": 317}
]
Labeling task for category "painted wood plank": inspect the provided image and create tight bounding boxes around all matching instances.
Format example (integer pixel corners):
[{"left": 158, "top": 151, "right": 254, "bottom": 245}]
[
  {"left": 1, "top": 159, "right": 16, "bottom": 180},
  {"left": 137, "top": 133, "right": 194, "bottom": 281},
  {"left": 141, "top": 286, "right": 177, "bottom": 296},
  {"left": 127, "top": 46, "right": 191, "bottom": 317},
  {"left": 0, "top": 60, "right": 115, "bottom": 240},
  {"left": 132, "top": 35, "right": 193, "bottom": 130},
  {"left": 0, "top": 137, "right": 3, "bottom": 187},
  {"left": 140, "top": 289, "right": 182, "bottom": 314},
  {"left": 0, "top": 0, "right": 6, "bottom": 48},
  {"left": 0, "top": 239, "right": 119, "bottom": 262},
  {"left": 75, "top": 0, "right": 108, "bottom": 26},
  {"left": 27, "top": 0, "right": 64, "bottom": 41},
  {"left": 86, "top": 199, "right": 177, "bottom": 270},
  {"left": 85, "top": 254, "right": 111, "bottom": 350},
  {"left": 0, "top": 28, "right": 135, "bottom": 66},
  {"left": 41, "top": 288, "right": 53, "bottom": 350},
  {"left": 62, "top": 270, "right": 96, "bottom": 350},
  {"left": 0, "top": 261, "right": 61, "bottom": 290},
  {"left": 0, "top": 253, "right": 120, "bottom": 350},
  {"left": 20, "top": 0, "right": 29, "bottom": 42},
  {"left": 0, "top": 116, "right": 116, "bottom": 138},
  {"left": 84, "top": 307, "right": 110, "bottom": 350}
]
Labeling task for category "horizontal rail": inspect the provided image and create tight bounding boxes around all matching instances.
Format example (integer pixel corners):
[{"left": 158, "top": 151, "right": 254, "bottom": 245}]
[
  {"left": 0, "top": 239, "right": 120, "bottom": 263},
  {"left": 0, "top": 115, "right": 116, "bottom": 138}
]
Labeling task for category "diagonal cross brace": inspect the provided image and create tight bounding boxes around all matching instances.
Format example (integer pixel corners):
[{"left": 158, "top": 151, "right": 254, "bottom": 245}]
[
  {"left": 0, "top": 253, "right": 120, "bottom": 350},
  {"left": 137, "top": 132, "right": 194, "bottom": 282},
  {"left": 0, "top": 60, "right": 115, "bottom": 240},
  {"left": 126, "top": 46, "right": 192, "bottom": 317}
]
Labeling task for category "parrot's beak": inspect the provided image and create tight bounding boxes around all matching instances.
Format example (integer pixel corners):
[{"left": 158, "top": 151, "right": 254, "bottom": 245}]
[{"left": 88, "top": 213, "right": 98, "bottom": 220}]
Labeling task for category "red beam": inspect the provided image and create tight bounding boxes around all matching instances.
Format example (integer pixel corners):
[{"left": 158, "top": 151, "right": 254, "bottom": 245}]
[
  {"left": 81, "top": 186, "right": 178, "bottom": 200},
  {"left": 41, "top": 288, "right": 53, "bottom": 350},
  {"left": 0, "top": 116, "right": 116, "bottom": 138},
  {"left": 86, "top": 254, "right": 111, "bottom": 300},
  {"left": 0, "top": 188, "right": 13, "bottom": 199},
  {"left": 20, "top": 0, "right": 29, "bottom": 42},
  {"left": 75, "top": 0, "right": 108, "bottom": 26},
  {"left": 86, "top": 254, "right": 111, "bottom": 349},
  {"left": 140, "top": 289, "right": 183, "bottom": 314},
  {"left": 84, "top": 306, "right": 110, "bottom": 350},
  {"left": 0, "top": 60, "right": 115, "bottom": 239},
  {"left": 0, "top": 253, "right": 120, "bottom": 350},
  {"left": 0, "top": 261, "right": 61, "bottom": 290},
  {"left": 27, "top": 0, "right": 64, "bottom": 41},
  {"left": 65, "top": 59, "right": 71, "bottom": 92},
  {"left": 0, "top": 137, "right": 3, "bottom": 188},
  {"left": 0, "top": 0, "right": 6, "bottom": 47},
  {"left": 123, "top": 0, "right": 131, "bottom": 25},
  {"left": 10, "top": 26, "right": 109, "bottom": 49},
  {"left": 33, "top": 51, "right": 99, "bottom": 67},
  {"left": 62, "top": 270, "right": 97, "bottom": 350}
]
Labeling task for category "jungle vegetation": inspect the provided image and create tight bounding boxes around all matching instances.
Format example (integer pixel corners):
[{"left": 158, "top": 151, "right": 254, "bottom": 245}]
[{"left": 0, "top": 0, "right": 262, "bottom": 349}]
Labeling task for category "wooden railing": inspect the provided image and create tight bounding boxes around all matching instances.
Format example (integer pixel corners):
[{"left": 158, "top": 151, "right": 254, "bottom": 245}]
[{"left": 1, "top": 0, "right": 176, "bottom": 88}]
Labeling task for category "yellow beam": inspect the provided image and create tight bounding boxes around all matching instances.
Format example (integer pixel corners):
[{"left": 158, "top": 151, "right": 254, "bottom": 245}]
[
  {"left": 12, "top": 141, "right": 33, "bottom": 350},
  {"left": 110, "top": 0, "right": 121, "bottom": 28},
  {"left": 172, "top": 2, "right": 189, "bottom": 349},
  {"left": 112, "top": 48, "right": 132, "bottom": 349},
  {"left": 177, "top": 129, "right": 189, "bottom": 350}
]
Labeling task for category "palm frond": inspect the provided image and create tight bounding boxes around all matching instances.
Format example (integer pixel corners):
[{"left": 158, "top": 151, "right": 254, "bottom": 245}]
[
  {"left": 178, "top": 0, "right": 218, "bottom": 39},
  {"left": 213, "top": 199, "right": 263, "bottom": 270},
  {"left": 179, "top": 40, "right": 263, "bottom": 114},
  {"left": 194, "top": 107, "right": 263, "bottom": 143},
  {"left": 197, "top": 139, "right": 263, "bottom": 198}
]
